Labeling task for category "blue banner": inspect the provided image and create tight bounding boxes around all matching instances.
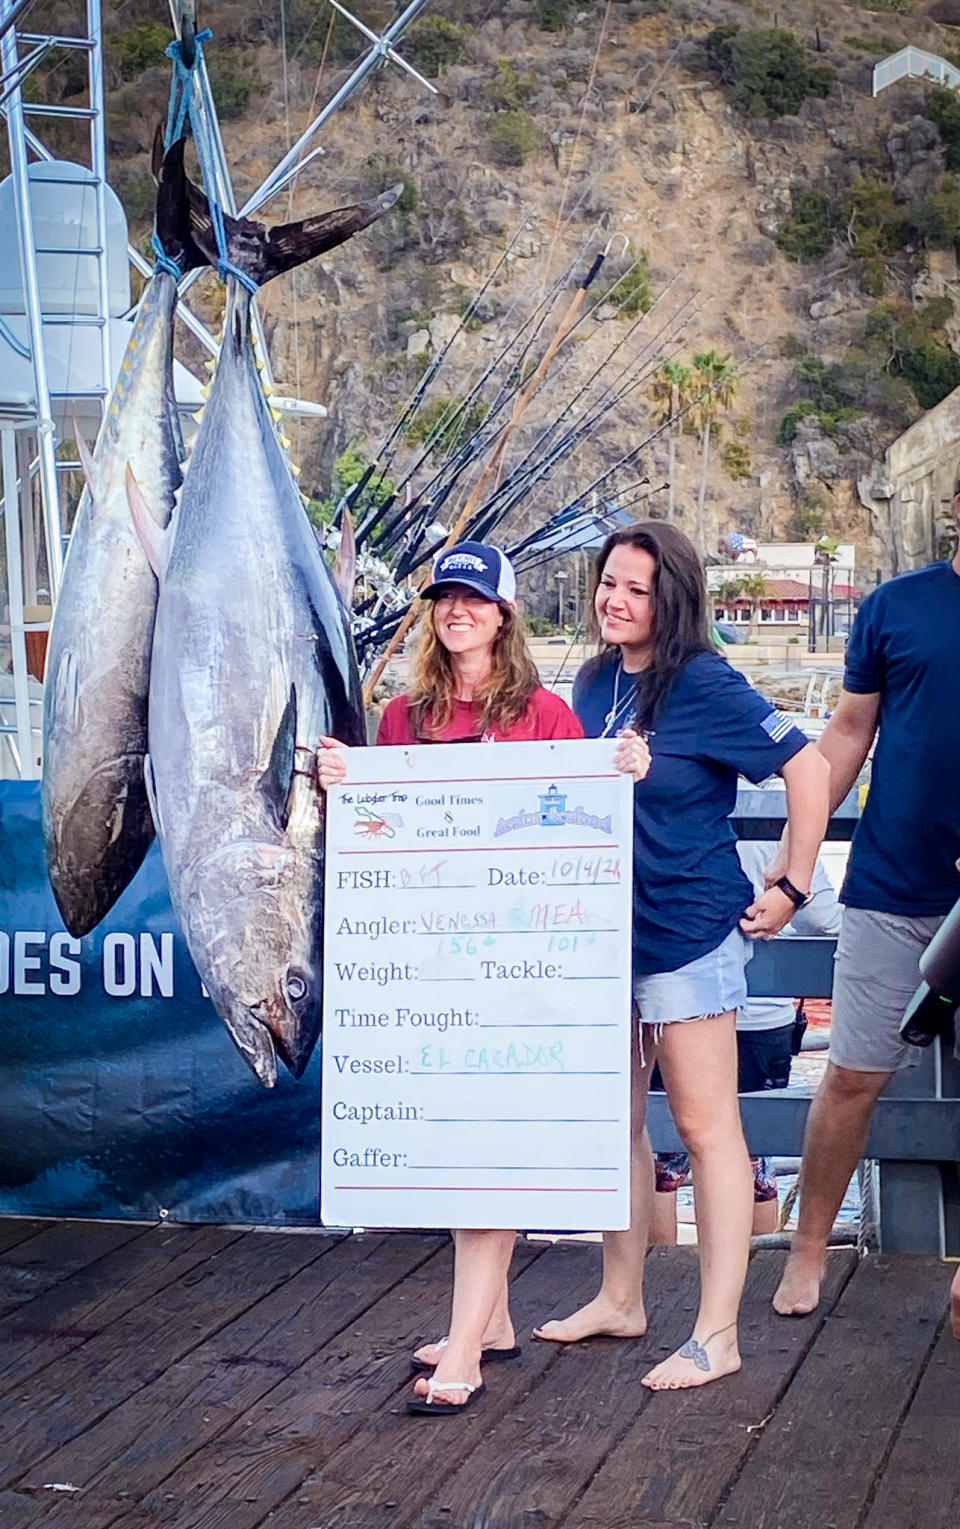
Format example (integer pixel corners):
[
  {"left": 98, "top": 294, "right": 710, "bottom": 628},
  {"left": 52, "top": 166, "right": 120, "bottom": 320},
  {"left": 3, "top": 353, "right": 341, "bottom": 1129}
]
[{"left": 0, "top": 782, "right": 321, "bottom": 1224}]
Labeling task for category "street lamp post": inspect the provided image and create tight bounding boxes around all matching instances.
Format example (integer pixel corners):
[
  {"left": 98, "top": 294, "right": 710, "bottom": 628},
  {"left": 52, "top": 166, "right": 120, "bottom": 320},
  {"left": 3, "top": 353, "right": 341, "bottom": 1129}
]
[{"left": 555, "top": 569, "right": 568, "bottom": 629}]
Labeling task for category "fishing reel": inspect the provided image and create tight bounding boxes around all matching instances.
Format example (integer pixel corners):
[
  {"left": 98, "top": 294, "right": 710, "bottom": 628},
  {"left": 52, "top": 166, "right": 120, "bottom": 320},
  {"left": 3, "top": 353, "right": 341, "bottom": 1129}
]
[{"left": 899, "top": 892, "right": 960, "bottom": 1048}]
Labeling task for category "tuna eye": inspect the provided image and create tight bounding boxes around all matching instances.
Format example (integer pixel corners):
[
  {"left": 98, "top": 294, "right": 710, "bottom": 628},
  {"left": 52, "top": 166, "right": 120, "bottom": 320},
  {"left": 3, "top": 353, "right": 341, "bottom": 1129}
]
[{"left": 285, "top": 972, "right": 307, "bottom": 1002}]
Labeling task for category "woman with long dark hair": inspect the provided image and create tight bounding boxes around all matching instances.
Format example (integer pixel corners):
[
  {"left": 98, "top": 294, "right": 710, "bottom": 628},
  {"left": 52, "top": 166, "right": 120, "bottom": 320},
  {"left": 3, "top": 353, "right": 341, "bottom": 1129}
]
[
  {"left": 533, "top": 522, "right": 830, "bottom": 1389},
  {"left": 318, "top": 539, "right": 650, "bottom": 1414}
]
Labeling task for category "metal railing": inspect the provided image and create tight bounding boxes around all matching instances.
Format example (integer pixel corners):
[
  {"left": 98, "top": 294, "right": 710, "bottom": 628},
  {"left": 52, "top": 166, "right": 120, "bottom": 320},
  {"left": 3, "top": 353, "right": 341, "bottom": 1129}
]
[
  {"left": 648, "top": 797, "right": 960, "bottom": 1258},
  {"left": 873, "top": 46, "right": 960, "bottom": 96}
]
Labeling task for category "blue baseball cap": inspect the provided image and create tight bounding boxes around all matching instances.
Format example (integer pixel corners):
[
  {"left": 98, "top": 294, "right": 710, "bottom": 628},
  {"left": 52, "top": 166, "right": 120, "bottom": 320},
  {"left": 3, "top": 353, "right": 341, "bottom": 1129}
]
[{"left": 421, "top": 540, "right": 517, "bottom": 604}]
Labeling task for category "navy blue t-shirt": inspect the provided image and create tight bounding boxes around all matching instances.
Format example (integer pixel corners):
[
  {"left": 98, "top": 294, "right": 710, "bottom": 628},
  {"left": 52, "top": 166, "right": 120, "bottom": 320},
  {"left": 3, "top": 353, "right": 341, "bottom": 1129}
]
[
  {"left": 841, "top": 560, "right": 960, "bottom": 915},
  {"left": 574, "top": 651, "right": 809, "bottom": 976}
]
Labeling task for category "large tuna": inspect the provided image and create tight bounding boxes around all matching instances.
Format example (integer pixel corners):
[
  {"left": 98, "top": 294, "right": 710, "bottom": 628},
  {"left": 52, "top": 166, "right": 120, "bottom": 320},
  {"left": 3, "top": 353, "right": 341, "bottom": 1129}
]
[
  {"left": 41, "top": 140, "right": 206, "bottom": 935},
  {"left": 129, "top": 187, "right": 397, "bottom": 1085}
]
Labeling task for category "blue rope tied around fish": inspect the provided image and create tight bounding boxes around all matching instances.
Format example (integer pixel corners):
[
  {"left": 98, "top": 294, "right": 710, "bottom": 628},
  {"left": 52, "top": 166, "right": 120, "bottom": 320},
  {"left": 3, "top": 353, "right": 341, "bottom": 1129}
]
[
  {"left": 151, "top": 233, "right": 183, "bottom": 278},
  {"left": 160, "top": 32, "right": 260, "bottom": 295}
]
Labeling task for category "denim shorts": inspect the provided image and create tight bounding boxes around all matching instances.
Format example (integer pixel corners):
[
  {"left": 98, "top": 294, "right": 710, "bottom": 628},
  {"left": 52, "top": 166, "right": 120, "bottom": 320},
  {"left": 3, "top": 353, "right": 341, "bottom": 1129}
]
[{"left": 634, "top": 925, "right": 750, "bottom": 1026}]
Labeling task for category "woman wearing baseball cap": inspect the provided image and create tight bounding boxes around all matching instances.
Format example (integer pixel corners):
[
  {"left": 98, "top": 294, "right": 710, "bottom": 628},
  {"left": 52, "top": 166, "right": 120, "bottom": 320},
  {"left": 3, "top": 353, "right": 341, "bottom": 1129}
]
[{"left": 318, "top": 540, "right": 650, "bottom": 1415}]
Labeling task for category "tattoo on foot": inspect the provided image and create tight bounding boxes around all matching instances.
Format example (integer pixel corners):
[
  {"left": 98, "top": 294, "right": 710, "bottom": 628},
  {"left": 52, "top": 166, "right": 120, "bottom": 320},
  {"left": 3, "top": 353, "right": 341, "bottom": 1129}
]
[
  {"left": 678, "top": 1336, "right": 710, "bottom": 1372},
  {"left": 678, "top": 1323, "right": 736, "bottom": 1374}
]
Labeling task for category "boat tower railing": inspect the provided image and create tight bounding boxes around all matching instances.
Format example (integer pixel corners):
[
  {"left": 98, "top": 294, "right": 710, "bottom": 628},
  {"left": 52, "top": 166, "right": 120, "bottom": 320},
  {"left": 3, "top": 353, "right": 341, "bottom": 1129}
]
[{"left": 0, "top": 0, "right": 435, "bottom": 780}]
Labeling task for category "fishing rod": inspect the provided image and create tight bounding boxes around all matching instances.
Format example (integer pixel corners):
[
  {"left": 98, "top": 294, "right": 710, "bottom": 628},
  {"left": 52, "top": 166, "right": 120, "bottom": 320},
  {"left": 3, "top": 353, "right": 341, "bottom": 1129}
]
[
  {"left": 365, "top": 218, "right": 537, "bottom": 488},
  {"left": 362, "top": 246, "right": 610, "bottom": 700},
  {"left": 353, "top": 261, "right": 573, "bottom": 550},
  {"left": 381, "top": 243, "right": 659, "bottom": 577},
  {"left": 406, "top": 274, "right": 697, "bottom": 567},
  {"left": 359, "top": 226, "right": 613, "bottom": 550}
]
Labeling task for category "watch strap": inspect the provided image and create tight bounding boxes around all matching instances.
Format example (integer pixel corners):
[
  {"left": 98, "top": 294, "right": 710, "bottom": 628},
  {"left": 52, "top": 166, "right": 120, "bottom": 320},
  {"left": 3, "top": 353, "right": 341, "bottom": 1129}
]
[{"left": 775, "top": 875, "right": 809, "bottom": 909}]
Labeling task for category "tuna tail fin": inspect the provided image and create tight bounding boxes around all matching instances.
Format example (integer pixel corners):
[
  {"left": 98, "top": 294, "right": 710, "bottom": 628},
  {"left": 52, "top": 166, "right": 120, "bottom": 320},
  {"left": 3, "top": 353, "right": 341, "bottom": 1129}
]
[
  {"left": 332, "top": 507, "right": 357, "bottom": 607},
  {"left": 185, "top": 180, "right": 403, "bottom": 287},
  {"left": 153, "top": 129, "right": 212, "bottom": 274},
  {"left": 259, "top": 685, "right": 298, "bottom": 833}
]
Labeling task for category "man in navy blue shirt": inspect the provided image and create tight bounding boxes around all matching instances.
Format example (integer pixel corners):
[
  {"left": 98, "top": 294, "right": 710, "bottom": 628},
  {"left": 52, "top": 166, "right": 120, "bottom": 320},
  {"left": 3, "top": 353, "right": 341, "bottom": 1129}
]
[{"left": 774, "top": 494, "right": 960, "bottom": 1329}]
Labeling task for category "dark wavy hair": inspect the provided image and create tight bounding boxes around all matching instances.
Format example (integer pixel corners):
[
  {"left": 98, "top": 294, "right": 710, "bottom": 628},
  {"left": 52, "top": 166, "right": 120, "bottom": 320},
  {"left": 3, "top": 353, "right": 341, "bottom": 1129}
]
[{"left": 587, "top": 521, "right": 714, "bottom": 730}]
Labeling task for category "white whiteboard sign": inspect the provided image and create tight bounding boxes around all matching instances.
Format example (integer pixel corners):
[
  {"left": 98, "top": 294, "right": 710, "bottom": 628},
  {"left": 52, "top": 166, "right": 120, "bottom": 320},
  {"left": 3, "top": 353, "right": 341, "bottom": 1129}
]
[{"left": 320, "top": 738, "right": 633, "bottom": 1231}]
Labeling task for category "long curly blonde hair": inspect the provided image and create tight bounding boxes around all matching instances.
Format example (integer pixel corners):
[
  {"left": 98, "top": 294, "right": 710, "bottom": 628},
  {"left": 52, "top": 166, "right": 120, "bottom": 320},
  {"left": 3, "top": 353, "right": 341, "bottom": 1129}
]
[{"left": 406, "top": 600, "right": 540, "bottom": 738}]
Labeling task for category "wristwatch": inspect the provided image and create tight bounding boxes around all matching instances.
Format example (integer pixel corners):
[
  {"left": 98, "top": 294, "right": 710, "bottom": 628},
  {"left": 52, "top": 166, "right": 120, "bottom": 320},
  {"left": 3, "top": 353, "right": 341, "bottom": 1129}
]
[{"left": 774, "top": 875, "right": 810, "bottom": 909}]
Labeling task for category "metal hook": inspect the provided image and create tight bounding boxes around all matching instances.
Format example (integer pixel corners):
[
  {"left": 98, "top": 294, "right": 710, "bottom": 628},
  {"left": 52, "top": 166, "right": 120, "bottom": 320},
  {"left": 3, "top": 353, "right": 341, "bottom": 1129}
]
[
  {"left": 179, "top": 0, "right": 197, "bottom": 69},
  {"left": 602, "top": 233, "right": 630, "bottom": 260}
]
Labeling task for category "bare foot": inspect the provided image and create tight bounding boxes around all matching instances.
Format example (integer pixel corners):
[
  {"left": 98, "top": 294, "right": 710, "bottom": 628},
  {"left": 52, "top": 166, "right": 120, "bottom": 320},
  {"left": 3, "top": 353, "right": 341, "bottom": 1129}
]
[
  {"left": 773, "top": 1240, "right": 826, "bottom": 1317},
  {"left": 411, "top": 1346, "right": 482, "bottom": 1409},
  {"left": 950, "top": 1266, "right": 960, "bottom": 1341},
  {"left": 532, "top": 1291, "right": 647, "bottom": 1344},
  {"left": 641, "top": 1325, "right": 741, "bottom": 1391}
]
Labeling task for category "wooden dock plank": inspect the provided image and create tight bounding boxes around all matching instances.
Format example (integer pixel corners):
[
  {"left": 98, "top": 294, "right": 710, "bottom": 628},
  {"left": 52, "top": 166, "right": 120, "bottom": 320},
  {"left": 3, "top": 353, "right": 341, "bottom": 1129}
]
[
  {"left": 0, "top": 1229, "right": 953, "bottom": 1529},
  {"left": 0, "top": 1219, "right": 146, "bottom": 1319},
  {"left": 0, "top": 1224, "right": 340, "bottom": 1488},
  {"left": 280, "top": 1244, "right": 703, "bottom": 1529},
  {"left": 860, "top": 1302, "right": 960, "bottom": 1529},
  {"left": 0, "top": 1219, "right": 49, "bottom": 1256},
  {"left": 713, "top": 1255, "right": 948, "bottom": 1529},
  {"left": 0, "top": 1223, "right": 245, "bottom": 1397},
  {"left": 556, "top": 1247, "right": 857, "bottom": 1529},
  {"left": 108, "top": 1238, "right": 550, "bottom": 1529},
  {"left": 255, "top": 1235, "right": 642, "bottom": 1529},
  {"left": 18, "top": 1231, "right": 440, "bottom": 1511}
]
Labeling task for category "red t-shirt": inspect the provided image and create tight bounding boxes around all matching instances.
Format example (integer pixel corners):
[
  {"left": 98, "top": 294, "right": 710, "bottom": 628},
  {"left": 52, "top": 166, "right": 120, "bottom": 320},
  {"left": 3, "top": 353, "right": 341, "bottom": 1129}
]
[{"left": 376, "top": 687, "right": 584, "bottom": 745}]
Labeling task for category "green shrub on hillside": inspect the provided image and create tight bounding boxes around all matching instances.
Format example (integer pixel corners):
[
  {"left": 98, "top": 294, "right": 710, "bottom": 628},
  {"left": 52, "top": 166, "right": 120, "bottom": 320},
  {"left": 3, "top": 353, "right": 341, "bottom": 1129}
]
[
  {"left": 844, "top": 34, "right": 902, "bottom": 53},
  {"left": 406, "top": 17, "right": 467, "bottom": 75},
  {"left": 601, "top": 255, "right": 654, "bottom": 317},
  {"left": 862, "top": 0, "right": 913, "bottom": 12},
  {"left": 487, "top": 110, "right": 538, "bottom": 166},
  {"left": 487, "top": 59, "right": 536, "bottom": 111},
  {"left": 927, "top": 86, "right": 960, "bottom": 170},
  {"left": 843, "top": 175, "right": 907, "bottom": 257},
  {"left": 776, "top": 190, "right": 833, "bottom": 261},
  {"left": 405, "top": 396, "right": 489, "bottom": 455},
  {"left": 110, "top": 20, "right": 169, "bottom": 80},
  {"left": 905, "top": 178, "right": 960, "bottom": 247},
  {"left": 721, "top": 438, "right": 753, "bottom": 479},
  {"left": 702, "top": 26, "right": 834, "bottom": 117},
  {"left": 535, "top": 0, "right": 573, "bottom": 30},
  {"left": 211, "top": 52, "right": 264, "bottom": 121},
  {"left": 865, "top": 299, "right": 960, "bottom": 409}
]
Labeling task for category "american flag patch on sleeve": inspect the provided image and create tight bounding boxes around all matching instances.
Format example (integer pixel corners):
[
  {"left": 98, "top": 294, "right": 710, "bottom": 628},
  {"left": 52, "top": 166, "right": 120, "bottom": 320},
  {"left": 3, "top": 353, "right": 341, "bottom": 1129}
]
[{"left": 760, "top": 710, "right": 796, "bottom": 743}]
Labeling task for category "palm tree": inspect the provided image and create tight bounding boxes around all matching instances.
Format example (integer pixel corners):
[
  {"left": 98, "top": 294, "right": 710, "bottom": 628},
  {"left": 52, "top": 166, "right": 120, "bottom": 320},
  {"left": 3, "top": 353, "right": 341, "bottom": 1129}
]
[
  {"left": 691, "top": 351, "right": 738, "bottom": 555},
  {"left": 646, "top": 359, "right": 693, "bottom": 522},
  {"left": 716, "top": 573, "right": 768, "bottom": 636}
]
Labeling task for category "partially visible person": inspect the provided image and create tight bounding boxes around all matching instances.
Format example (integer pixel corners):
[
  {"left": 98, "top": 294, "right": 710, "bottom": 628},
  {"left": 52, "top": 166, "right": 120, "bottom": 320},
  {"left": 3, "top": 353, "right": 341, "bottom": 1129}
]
[
  {"left": 772, "top": 483, "right": 960, "bottom": 1322},
  {"left": 650, "top": 841, "right": 841, "bottom": 1244},
  {"left": 532, "top": 523, "right": 831, "bottom": 1390},
  {"left": 317, "top": 540, "right": 650, "bottom": 1416}
]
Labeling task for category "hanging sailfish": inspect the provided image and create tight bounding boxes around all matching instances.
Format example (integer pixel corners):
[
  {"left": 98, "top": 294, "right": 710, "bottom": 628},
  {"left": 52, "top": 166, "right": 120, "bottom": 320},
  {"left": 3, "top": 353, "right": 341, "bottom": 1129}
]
[
  {"left": 127, "top": 183, "right": 399, "bottom": 1086},
  {"left": 41, "top": 138, "right": 207, "bottom": 936}
]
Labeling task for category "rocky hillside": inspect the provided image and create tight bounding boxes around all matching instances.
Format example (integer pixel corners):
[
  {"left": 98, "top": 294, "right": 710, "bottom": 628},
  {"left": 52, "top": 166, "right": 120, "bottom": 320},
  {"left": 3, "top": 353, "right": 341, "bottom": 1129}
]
[{"left": 13, "top": 0, "right": 960, "bottom": 590}]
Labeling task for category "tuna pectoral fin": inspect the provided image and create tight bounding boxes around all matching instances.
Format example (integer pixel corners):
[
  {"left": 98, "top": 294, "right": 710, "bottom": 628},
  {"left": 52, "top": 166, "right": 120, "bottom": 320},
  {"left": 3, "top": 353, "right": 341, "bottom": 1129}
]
[
  {"left": 143, "top": 752, "right": 162, "bottom": 837},
  {"left": 72, "top": 416, "right": 97, "bottom": 494},
  {"left": 332, "top": 507, "right": 357, "bottom": 606},
  {"left": 259, "top": 686, "right": 298, "bottom": 833},
  {"left": 52, "top": 648, "right": 79, "bottom": 729},
  {"left": 126, "top": 466, "right": 171, "bottom": 579},
  {"left": 186, "top": 183, "right": 402, "bottom": 287}
]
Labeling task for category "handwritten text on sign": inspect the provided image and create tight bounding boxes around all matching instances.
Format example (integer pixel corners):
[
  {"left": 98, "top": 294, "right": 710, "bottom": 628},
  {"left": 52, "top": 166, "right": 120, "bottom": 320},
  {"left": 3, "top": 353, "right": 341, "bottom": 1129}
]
[{"left": 321, "top": 739, "right": 633, "bottom": 1231}]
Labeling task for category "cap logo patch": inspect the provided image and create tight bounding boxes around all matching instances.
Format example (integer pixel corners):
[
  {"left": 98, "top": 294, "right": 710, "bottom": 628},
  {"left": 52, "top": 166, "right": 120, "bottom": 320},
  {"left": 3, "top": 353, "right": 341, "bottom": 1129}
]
[{"left": 440, "top": 553, "right": 488, "bottom": 574}]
